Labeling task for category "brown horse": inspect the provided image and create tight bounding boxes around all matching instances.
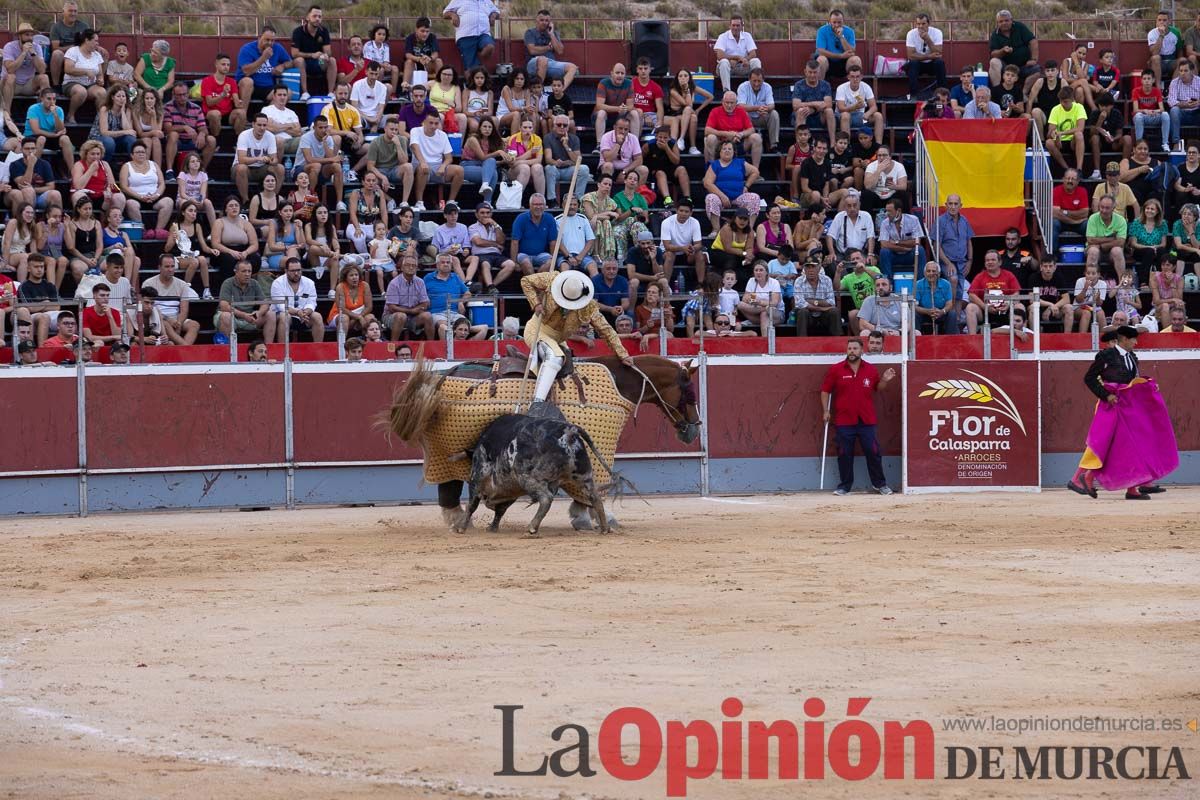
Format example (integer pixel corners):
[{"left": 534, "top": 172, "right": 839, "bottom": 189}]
[{"left": 422, "top": 353, "right": 701, "bottom": 526}]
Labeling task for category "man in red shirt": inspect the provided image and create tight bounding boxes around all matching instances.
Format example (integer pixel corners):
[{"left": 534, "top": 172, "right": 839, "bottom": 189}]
[
  {"left": 1051, "top": 168, "right": 1089, "bottom": 251},
  {"left": 965, "top": 249, "right": 1024, "bottom": 333},
  {"left": 200, "top": 54, "right": 247, "bottom": 138},
  {"left": 703, "top": 90, "right": 762, "bottom": 166},
  {"left": 629, "top": 57, "right": 664, "bottom": 139},
  {"left": 81, "top": 284, "right": 123, "bottom": 345},
  {"left": 337, "top": 35, "right": 368, "bottom": 85},
  {"left": 820, "top": 338, "right": 896, "bottom": 495},
  {"left": 43, "top": 311, "right": 79, "bottom": 349}
]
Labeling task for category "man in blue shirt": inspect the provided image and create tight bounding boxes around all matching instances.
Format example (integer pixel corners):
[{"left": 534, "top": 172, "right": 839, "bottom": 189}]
[
  {"left": 237, "top": 25, "right": 298, "bottom": 105},
  {"left": 936, "top": 193, "right": 974, "bottom": 314},
  {"left": 423, "top": 252, "right": 471, "bottom": 338},
  {"left": 510, "top": 193, "right": 559, "bottom": 273},
  {"left": 791, "top": 60, "right": 836, "bottom": 143},
  {"left": 914, "top": 260, "right": 956, "bottom": 334},
  {"left": 736, "top": 68, "right": 780, "bottom": 153},
  {"left": 590, "top": 258, "right": 629, "bottom": 320},
  {"left": 7, "top": 136, "right": 63, "bottom": 213},
  {"left": 814, "top": 9, "right": 861, "bottom": 83},
  {"left": 23, "top": 87, "right": 74, "bottom": 170}
]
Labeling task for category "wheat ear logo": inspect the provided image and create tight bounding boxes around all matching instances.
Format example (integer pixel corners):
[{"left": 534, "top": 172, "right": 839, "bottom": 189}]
[{"left": 918, "top": 369, "right": 1027, "bottom": 435}]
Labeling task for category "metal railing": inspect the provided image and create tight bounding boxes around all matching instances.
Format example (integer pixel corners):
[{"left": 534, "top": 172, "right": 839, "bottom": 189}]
[
  {"left": 913, "top": 120, "right": 941, "bottom": 266},
  {"left": 1029, "top": 120, "right": 1055, "bottom": 256}
]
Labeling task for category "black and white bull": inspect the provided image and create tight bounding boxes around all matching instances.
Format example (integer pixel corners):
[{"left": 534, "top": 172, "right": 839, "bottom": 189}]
[{"left": 450, "top": 412, "right": 611, "bottom": 537}]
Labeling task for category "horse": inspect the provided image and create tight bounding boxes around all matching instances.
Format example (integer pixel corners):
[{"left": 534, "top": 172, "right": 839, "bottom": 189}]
[{"left": 384, "top": 354, "right": 701, "bottom": 530}]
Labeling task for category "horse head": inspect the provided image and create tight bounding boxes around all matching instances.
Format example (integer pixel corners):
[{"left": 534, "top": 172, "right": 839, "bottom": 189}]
[{"left": 627, "top": 355, "right": 702, "bottom": 444}]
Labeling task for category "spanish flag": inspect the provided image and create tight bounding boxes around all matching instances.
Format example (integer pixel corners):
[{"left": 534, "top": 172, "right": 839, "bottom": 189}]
[{"left": 921, "top": 119, "right": 1027, "bottom": 236}]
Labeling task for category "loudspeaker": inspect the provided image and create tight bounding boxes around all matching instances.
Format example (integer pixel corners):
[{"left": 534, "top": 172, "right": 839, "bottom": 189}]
[{"left": 632, "top": 20, "right": 670, "bottom": 77}]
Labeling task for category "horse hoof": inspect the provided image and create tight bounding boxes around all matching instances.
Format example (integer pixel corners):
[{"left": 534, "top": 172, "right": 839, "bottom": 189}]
[
  {"left": 487, "top": 524, "right": 500, "bottom": 533},
  {"left": 442, "top": 506, "right": 472, "bottom": 531},
  {"left": 606, "top": 514, "right": 620, "bottom": 529},
  {"left": 524, "top": 530, "right": 541, "bottom": 538},
  {"left": 570, "top": 514, "right": 594, "bottom": 531}
]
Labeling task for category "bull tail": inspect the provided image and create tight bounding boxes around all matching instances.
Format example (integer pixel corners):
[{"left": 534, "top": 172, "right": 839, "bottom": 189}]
[
  {"left": 374, "top": 356, "right": 445, "bottom": 444},
  {"left": 573, "top": 425, "right": 615, "bottom": 476},
  {"left": 573, "top": 426, "right": 644, "bottom": 504}
]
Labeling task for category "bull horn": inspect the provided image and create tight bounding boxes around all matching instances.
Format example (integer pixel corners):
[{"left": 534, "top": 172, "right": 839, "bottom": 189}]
[{"left": 375, "top": 356, "right": 445, "bottom": 444}]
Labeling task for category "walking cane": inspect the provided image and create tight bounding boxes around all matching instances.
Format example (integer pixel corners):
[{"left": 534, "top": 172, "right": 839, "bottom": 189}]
[
  {"left": 818, "top": 395, "right": 832, "bottom": 490},
  {"left": 515, "top": 155, "right": 584, "bottom": 412}
]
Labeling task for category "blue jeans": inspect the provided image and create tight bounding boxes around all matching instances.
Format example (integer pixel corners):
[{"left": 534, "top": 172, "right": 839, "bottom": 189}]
[
  {"left": 1169, "top": 106, "right": 1200, "bottom": 145},
  {"left": 835, "top": 423, "right": 887, "bottom": 492},
  {"left": 456, "top": 33, "right": 495, "bottom": 70},
  {"left": 528, "top": 55, "right": 569, "bottom": 80},
  {"left": 98, "top": 134, "right": 135, "bottom": 156},
  {"left": 544, "top": 162, "right": 592, "bottom": 202},
  {"left": 518, "top": 252, "right": 553, "bottom": 270},
  {"left": 879, "top": 245, "right": 925, "bottom": 279},
  {"left": 461, "top": 157, "right": 499, "bottom": 195},
  {"left": 1134, "top": 111, "right": 1170, "bottom": 148}
]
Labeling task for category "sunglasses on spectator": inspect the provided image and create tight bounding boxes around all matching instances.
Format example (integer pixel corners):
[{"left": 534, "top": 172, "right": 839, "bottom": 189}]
[{"left": 715, "top": 319, "right": 731, "bottom": 326}]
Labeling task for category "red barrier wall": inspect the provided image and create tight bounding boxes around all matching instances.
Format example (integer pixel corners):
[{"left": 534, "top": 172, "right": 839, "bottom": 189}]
[
  {"left": 83, "top": 372, "right": 287, "bottom": 470},
  {"left": 3, "top": 357, "right": 1198, "bottom": 482},
  {"left": 287, "top": 369, "right": 698, "bottom": 463},
  {"left": 706, "top": 363, "right": 903, "bottom": 458},
  {"left": 291, "top": 372, "right": 422, "bottom": 463},
  {"left": 0, "top": 375, "right": 78, "bottom": 473},
  {"left": 1041, "top": 360, "right": 1200, "bottom": 453}
]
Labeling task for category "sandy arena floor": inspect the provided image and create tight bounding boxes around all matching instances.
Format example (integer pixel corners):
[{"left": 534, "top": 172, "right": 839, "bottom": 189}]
[{"left": 1, "top": 490, "right": 1198, "bottom": 799}]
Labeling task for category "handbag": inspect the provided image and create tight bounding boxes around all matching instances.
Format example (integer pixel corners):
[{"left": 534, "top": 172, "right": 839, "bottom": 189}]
[
  {"left": 495, "top": 180, "right": 524, "bottom": 210},
  {"left": 873, "top": 55, "right": 905, "bottom": 76}
]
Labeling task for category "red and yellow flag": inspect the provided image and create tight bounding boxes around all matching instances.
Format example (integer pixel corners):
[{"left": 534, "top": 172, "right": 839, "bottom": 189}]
[{"left": 921, "top": 119, "right": 1027, "bottom": 235}]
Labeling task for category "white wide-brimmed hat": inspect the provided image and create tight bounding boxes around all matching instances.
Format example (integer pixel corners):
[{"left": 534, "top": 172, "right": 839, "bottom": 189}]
[{"left": 550, "top": 270, "right": 593, "bottom": 310}]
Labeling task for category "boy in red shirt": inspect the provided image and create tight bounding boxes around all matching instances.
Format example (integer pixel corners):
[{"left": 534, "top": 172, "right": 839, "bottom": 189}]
[
  {"left": 200, "top": 54, "right": 247, "bottom": 137},
  {"left": 82, "top": 284, "right": 123, "bottom": 345},
  {"left": 630, "top": 57, "right": 664, "bottom": 138},
  {"left": 1130, "top": 70, "right": 1169, "bottom": 152}
]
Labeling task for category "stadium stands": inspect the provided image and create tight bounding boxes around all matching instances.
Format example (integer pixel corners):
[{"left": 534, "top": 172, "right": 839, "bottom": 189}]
[{"left": 2, "top": 10, "right": 1199, "bottom": 363}]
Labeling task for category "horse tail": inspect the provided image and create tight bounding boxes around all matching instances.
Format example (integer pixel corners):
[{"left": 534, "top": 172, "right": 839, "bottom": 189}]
[{"left": 375, "top": 356, "right": 445, "bottom": 444}]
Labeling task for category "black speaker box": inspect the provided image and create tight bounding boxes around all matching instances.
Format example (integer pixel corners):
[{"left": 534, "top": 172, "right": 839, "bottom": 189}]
[{"left": 632, "top": 20, "right": 670, "bottom": 76}]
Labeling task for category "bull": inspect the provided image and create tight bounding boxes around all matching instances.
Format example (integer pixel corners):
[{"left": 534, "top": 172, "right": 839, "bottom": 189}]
[{"left": 449, "top": 409, "right": 612, "bottom": 537}]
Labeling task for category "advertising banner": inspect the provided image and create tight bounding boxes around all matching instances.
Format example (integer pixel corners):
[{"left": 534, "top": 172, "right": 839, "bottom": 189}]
[{"left": 904, "top": 360, "right": 1040, "bottom": 492}]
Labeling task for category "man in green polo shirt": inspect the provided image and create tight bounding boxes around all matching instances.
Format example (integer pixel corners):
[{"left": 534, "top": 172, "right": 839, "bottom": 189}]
[
  {"left": 215, "top": 259, "right": 276, "bottom": 344},
  {"left": 1085, "top": 194, "right": 1128, "bottom": 279},
  {"left": 838, "top": 248, "right": 882, "bottom": 334}
]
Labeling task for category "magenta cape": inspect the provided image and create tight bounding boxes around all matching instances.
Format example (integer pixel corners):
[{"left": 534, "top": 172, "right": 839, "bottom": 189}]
[{"left": 1085, "top": 378, "right": 1179, "bottom": 491}]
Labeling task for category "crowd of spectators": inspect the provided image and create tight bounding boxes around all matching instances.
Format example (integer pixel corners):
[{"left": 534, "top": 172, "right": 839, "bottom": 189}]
[{"left": 0, "top": 4, "right": 1198, "bottom": 364}]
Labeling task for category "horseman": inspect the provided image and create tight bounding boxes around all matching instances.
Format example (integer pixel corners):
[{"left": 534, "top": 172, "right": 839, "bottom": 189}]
[{"left": 521, "top": 271, "right": 635, "bottom": 404}]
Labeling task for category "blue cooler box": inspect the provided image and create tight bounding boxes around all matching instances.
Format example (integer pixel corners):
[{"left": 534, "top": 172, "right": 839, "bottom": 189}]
[
  {"left": 468, "top": 300, "right": 495, "bottom": 327},
  {"left": 1059, "top": 244, "right": 1086, "bottom": 264},
  {"left": 893, "top": 272, "right": 915, "bottom": 296},
  {"left": 281, "top": 68, "right": 301, "bottom": 99},
  {"left": 693, "top": 71, "right": 714, "bottom": 103},
  {"left": 448, "top": 133, "right": 463, "bottom": 156},
  {"left": 973, "top": 70, "right": 989, "bottom": 88},
  {"left": 307, "top": 95, "right": 332, "bottom": 123},
  {"left": 119, "top": 221, "right": 144, "bottom": 241},
  {"left": 1025, "top": 148, "right": 1050, "bottom": 180}
]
